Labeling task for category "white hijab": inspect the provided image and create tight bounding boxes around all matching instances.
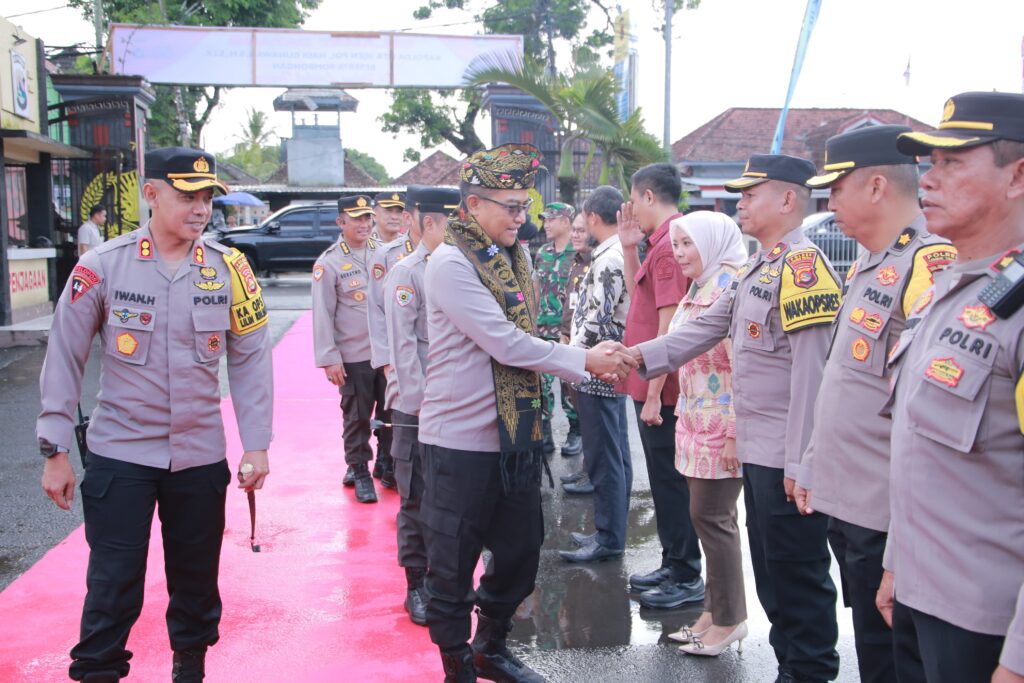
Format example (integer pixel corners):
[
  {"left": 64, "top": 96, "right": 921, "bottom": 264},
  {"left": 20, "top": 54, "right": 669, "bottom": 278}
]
[{"left": 669, "top": 211, "right": 748, "bottom": 286}]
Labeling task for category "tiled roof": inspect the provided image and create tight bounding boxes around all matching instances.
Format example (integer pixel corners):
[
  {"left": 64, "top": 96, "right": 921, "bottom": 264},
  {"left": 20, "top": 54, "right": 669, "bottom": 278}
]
[
  {"left": 393, "top": 150, "right": 462, "bottom": 186},
  {"left": 671, "top": 108, "right": 936, "bottom": 167},
  {"left": 264, "top": 158, "right": 380, "bottom": 188}
]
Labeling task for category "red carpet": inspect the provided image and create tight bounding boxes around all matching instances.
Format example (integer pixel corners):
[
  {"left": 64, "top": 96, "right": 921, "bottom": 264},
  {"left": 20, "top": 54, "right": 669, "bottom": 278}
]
[{"left": 0, "top": 313, "right": 442, "bottom": 682}]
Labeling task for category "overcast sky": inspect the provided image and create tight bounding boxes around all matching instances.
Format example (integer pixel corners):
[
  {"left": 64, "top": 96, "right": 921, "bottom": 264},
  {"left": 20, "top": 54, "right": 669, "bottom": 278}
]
[{"left": 4, "top": 0, "right": 1023, "bottom": 177}]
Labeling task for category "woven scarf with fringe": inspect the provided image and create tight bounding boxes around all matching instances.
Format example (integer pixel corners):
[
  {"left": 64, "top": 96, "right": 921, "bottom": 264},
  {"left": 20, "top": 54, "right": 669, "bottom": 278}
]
[{"left": 445, "top": 215, "right": 549, "bottom": 493}]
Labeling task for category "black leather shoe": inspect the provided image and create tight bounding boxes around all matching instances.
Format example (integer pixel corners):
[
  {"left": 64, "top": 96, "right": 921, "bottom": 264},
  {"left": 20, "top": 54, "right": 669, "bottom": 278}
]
[
  {"left": 561, "top": 430, "right": 585, "bottom": 456},
  {"left": 354, "top": 472, "right": 378, "bottom": 504},
  {"left": 343, "top": 466, "right": 356, "bottom": 487},
  {"left": 628, "top": 566, "right": 674, "bottom": 592},
  {"left": 404, "top": 587, "right": 428, "bottom": 626},
  {"left": 559, "top": 470, "right": 584, "bottom": 484},
  {"left": 559, "top": 541, "right": 623, "bottom": 563},
  {"left": 441, "top": 645, "right": 477, "bottom": 683},
  {"left": 638, "top": 577, "right": 705, "bottom": 609},
  {"left": 372, "top": 458, "right": 384, "bottom": 479},
  {"left": 562, "top": 473, "right": 594, "bottom": 494},
  {"left": 570, "top": 531, "right": 596, "bottom": 547},
  {"left": 541, "top": 419, "right": 555, "bottom": 455},
  {"left": 471, "top": 611, "right": 545, "bottom": 683},
  {"left": 172, "top": 647, "right": 206, "bottom": 683}
]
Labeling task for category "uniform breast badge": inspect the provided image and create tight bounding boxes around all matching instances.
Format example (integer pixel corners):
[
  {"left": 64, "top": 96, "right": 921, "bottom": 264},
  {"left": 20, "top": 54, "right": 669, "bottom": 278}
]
[
  {"left": 958, "top": 304, "right": 996, "bottom": 330},
  {"left": 851, "top": 337, "right": 871, "bottom": 361},
  {"left": 116, "top": 333, "right": 138, "bottom": 357},
  {"left": 925, "top": 357, "right": 964, "bottom": 388},
  {"left": 876, "top": 266, "right": 900, "bottom": 286}
]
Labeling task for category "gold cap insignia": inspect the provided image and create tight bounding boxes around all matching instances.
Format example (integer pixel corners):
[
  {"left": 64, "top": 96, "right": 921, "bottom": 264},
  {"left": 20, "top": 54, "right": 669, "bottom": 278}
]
[
  {"left": 193, "top": 156, "right": 211, "bottom": 173},
  {"left": 942, "top": 98, "right": 955, "bottom": 123},
  {"left": 357, "top": 197, "right": 367, "bottom": 207},
  {"left": 392, "top": 194, "right": 400, "bottom": 201}
]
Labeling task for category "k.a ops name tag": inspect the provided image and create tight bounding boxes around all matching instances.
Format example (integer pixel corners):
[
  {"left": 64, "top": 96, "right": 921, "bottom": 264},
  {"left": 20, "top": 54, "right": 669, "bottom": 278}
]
[{"left": 224, "top": 249, "right": 268, "bottom": 335}]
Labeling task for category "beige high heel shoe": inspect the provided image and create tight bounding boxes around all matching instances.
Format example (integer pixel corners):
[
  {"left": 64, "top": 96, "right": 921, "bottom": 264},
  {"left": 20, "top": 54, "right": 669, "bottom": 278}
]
[
  {"left": 678, "top": 622, "right": 748, "bottom": 656},
  {"left": 667, "top": 625, "right": 710, "bottom": 644}
]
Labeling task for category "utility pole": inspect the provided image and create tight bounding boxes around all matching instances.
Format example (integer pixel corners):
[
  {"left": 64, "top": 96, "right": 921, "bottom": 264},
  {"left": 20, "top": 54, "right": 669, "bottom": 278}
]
[
  {"left": 93, "top": 0, "right": 104, "bottom": 70},
  {"left": 540, "top": 0, "right": 557, "bottom": 77},
  {"left": 663, "top": 0, "right": 673, "bottom": 151}
]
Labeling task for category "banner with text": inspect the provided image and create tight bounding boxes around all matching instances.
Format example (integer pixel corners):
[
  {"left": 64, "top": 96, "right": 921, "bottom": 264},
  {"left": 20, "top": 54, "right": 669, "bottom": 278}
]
[{"left": 108, "top": 25, "right": 522, "bottom": 88}]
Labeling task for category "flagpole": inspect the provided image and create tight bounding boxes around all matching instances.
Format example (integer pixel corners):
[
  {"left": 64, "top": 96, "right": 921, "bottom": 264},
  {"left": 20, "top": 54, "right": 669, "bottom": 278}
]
[{"left": 770, "top": 0, "right": 823, "bottom": 154}]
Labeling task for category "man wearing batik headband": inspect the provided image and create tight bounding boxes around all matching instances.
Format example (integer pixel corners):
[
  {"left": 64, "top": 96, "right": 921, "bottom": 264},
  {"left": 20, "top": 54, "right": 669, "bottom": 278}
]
[
  {"left": 874, "top": 91, "right": 1024, "bottom": 683},
  {"left": 417, "top": 143, "right": 637, "bottom": 683},
  {"left": 38, "top": 147, "right": 273, "bottom": 682}
]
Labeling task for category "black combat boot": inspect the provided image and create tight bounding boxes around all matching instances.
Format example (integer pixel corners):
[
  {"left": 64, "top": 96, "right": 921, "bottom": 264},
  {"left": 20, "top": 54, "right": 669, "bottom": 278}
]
[
  {"left": 404, "top": 567, "right": 427, "bottom": 626},
  {"left": 470, "top": 611, "right": 545, "bottom": 682},
  {"left": 343, "top": 465, "right": 356, "bottom": 487},
  {"left": 380, "top": 455, "right": 397, "bottom": 490},
  {"left": 171, "top": 646, "right": 206, "bottom": 683},
  {"left": 441, "top": 645, "right": 477, "bottom": 683},
  {"left": 81, "top": 673, "right": 120, "bottom": 683},
  {"left": 541, "top": 419, "right": 555, "bottom": 455},
  {"left": 560, "top": 419, "right": 582, "bottom": 457},
  {"left": 352, "top": 464, "right": 377, "bottom": 503}
]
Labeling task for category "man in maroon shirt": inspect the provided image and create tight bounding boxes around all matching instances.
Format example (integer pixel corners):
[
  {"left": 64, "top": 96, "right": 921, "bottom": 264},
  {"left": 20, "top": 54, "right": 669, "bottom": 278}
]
[{"left": 618, "top": 163, "right": 704, "bottom": 608}]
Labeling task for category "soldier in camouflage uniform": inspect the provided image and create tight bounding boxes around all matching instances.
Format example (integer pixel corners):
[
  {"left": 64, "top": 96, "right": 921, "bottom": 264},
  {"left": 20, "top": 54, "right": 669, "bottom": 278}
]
[{"left": 534, "top": 202, "right": 582, "bottom": 457}]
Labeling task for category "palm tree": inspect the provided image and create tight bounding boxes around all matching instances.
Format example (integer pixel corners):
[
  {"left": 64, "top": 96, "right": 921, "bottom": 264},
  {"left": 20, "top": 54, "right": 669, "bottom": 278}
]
[
  {"left": 464, "top": 55, "right": 665, "bottom": 203},
  {"left": 237, "top": 108, "right": 275, "bottom": 149}
]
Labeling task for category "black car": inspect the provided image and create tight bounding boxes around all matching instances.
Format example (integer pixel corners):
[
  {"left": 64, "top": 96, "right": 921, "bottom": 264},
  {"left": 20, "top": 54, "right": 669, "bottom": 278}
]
[{"left": 216, "top": 203, "right": 340, "bottom": 275}]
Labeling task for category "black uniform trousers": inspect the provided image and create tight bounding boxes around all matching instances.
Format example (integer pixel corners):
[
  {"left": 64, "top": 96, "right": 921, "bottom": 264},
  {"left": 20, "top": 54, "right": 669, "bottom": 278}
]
[
  {"left": 420, "top": 444, "right": 543, "bottom": 649},
  {"left": 69, "top": 454, "right": 229, "bottom": 681},
  {"left": 339, "top": 360, "right": 391, "bottom": 466},
  {"left": 632, "top": 400, "right": 702, "bottom": 581},
  {"left": 827, "top": 517, "right": 896, "bottom": 683},
  {"left": 892, "top": 600, "right": 1005, "bottom": 683},
  {"left": 743, "top": 463, "right": 839, "bottom": 682},
  {"left": 392, "top": 410, "right": 427, "bottom": 570},
  {"left": 578, "top": 392, "right": 632, "bottom": 550}
]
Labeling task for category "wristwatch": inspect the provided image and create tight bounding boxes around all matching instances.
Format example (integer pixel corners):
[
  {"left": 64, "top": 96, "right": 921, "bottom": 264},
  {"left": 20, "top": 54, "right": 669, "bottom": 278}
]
[{"left": 39, "top": 438, "right": 69, "bottom": 459}]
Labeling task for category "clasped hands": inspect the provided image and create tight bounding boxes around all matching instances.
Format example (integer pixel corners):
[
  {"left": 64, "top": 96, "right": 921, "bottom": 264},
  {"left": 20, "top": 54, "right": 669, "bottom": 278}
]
[{"left": 584, "top": 341, "right": 643, "bottom": 383}]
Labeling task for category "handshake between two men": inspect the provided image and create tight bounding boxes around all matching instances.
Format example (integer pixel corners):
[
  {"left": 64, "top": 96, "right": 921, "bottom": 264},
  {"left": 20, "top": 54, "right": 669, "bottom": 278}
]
[{"left": 582, "top": 341, "right": 644, "bottom": 384}]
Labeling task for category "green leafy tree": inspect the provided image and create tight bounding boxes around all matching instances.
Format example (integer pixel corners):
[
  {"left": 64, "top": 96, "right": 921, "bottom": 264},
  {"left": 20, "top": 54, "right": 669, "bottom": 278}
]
[
  {"left": 345, "top": 149, "right": 391, "bottom": 184},
  {"left": 69, "top": 0, "right": 321, "bottom": 146},
  {"left": 221, "top": 108, "right": 280, "bottom": 180},
  {"left": 383, "top": 0, "right": 615, "bottom": 158},
  {"left": 464, "top": 55, "right": 665, "bottom": 203}
]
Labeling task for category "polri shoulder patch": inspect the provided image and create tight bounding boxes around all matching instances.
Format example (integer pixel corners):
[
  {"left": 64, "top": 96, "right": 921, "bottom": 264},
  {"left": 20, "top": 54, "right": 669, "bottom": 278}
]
[
  {"left": 779, "top": 248, "right": 842, "bottom": 333},
  {"left": 223, "top": 248, "right": 268, "bottom": 335},
  {"left": 901, "top": 243, "right": 957, "bottom": 318}
]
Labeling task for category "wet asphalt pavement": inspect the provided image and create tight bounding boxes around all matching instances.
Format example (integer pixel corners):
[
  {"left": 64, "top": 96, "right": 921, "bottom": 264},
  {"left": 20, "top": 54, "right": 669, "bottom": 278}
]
[{"left": 0, "top": 274, "right": 861, "bottom": 681}]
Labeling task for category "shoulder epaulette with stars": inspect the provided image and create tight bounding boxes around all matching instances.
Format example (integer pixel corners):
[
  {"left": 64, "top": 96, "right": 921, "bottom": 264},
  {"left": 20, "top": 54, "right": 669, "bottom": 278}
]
[
  {"left": 766, "top": 242, "right": 787, "bottom": 262},
  {"left": 892, "top": 227, "right": 918, "bottom": 252}
]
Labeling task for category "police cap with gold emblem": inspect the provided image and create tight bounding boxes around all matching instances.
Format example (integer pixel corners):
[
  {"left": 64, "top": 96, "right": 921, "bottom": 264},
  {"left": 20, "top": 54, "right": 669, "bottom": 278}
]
[
  {"left": 806, "top": 125, "right": 917, "bottom": 188},
  {"left": 144, "top": 147, "right": 229, "bottom": 194},
  {"left": 338, "top": 194, "right": 375, "bottom": 217},
  {"left": 897, "top": 91, "right": 1024, "bottom": 156},
  {"left": 724, "top": 154, "right": 816, "bottom": 192},
  {"left": 407, "top": 185, "right": 460, "bottom": 215},
  {"left": 375, "top": 191, "right": 406, "bottom": 209},
  {"left": 460, "top": 143, "right": 546, "bottom": 190}
]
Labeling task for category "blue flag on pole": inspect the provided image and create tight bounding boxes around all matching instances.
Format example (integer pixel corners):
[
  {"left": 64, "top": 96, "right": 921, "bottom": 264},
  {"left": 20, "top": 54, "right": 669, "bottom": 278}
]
[{"left": 770, "top": 0, "right": 823, "bottom": 154}]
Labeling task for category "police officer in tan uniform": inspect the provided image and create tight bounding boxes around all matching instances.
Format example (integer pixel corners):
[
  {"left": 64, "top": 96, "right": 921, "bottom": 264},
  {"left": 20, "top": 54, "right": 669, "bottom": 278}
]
[
  {"left": 371, "top": 191, "right": 406, "bottom": 244},
  {"left": 364, "top": 192, "right": 414, "bottom": 488},
  {"left": 628, "top": 155, "right": 842, "bottom": 682},
  {"left": 417, "top": 144, "right": 636, "bottom": 682},
  {"left": 383, "top": 185, "right": 460, "bottom": 627},
  {"left": 312, "top": 195, "right": 384, "bottom": 504},
  {"left": 873, "top": 91, "right": 1024, "bottom": 683},
  {"left": 37, "top": 148, "right": 273, "bottom": 683},
  {"left": 792, "top": 125, "right": 956, "bottom": 683}
]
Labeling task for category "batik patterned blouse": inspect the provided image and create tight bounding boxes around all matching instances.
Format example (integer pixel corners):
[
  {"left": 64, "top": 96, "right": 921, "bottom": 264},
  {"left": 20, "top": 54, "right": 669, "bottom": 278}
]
[{"left": 670, "top": 265, "right": 740, "bottom": 479}]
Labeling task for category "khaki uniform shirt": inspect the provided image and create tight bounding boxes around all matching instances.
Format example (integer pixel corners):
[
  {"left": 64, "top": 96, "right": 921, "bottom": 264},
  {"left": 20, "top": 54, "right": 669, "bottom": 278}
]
[
  {"left": 800, "top": 219, "right": 956, "bottom": 531},
  {"left": 367, "top": 236, "right": 416, "bottom": 369},
  {"left": 384, "top": 243, "right": 429, "bottom": 415},
  {"left": 418, "top": 243, "right": 589, "bottom": 452},
  {"left": 884, "top": 248, "right": 1024, "bottom": 636},
  {"left": 37, "top": 225, "right": 273, "bottom": 471},
  {"left": 311, "top": 238, "right": 377, "bottom": 367},
  {"left": 637, "top": 226, "right": 841, "bottom": 477}
]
